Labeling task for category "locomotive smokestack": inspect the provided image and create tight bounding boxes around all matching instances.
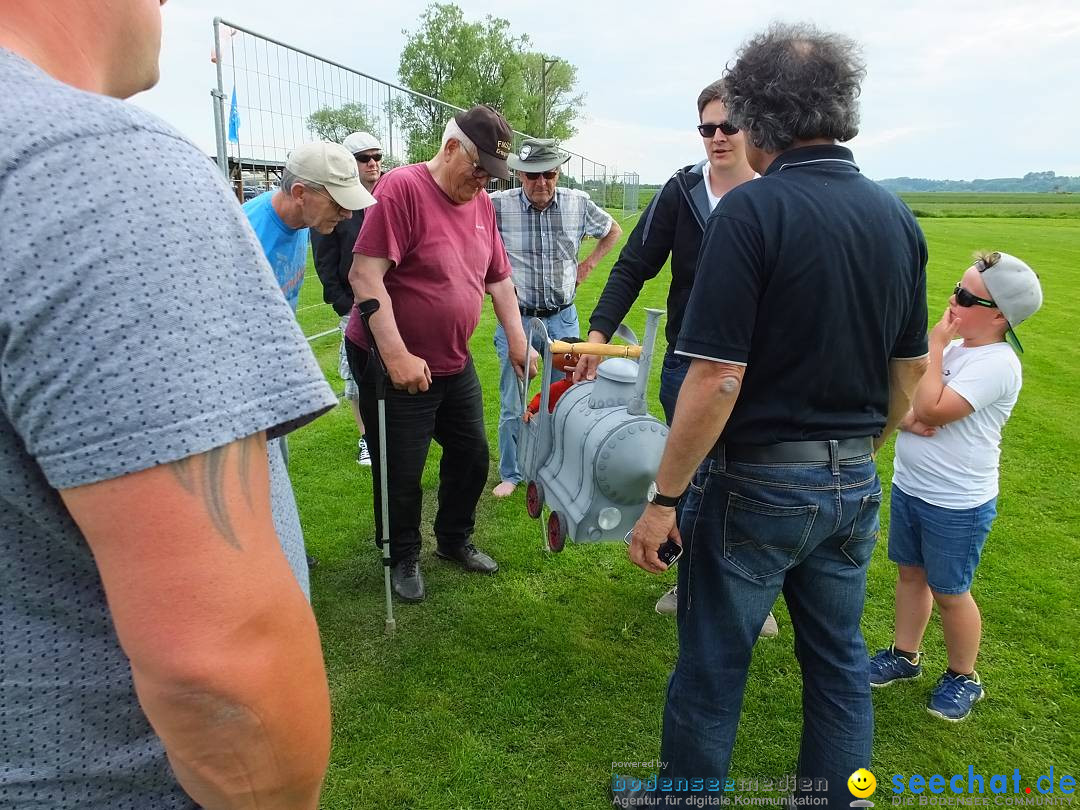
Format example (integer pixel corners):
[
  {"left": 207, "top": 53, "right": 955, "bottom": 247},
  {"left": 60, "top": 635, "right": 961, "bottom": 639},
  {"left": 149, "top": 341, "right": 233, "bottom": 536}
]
[{"left": 627, "top": 308, "right": 663, "bottom": 416}]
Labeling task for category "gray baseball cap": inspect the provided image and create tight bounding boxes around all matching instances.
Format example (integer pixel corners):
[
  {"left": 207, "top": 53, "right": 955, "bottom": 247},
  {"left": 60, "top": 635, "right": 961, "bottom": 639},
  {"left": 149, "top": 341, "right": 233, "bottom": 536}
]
[
  {"left": 507, "top": 138, "right": 571, "bottom": 173},
  {"left": 980, "top": 251, "right": 1043, "bottom": 353},
  {"left": 342, "top": 131, "right": 382, "bottom": 155}
]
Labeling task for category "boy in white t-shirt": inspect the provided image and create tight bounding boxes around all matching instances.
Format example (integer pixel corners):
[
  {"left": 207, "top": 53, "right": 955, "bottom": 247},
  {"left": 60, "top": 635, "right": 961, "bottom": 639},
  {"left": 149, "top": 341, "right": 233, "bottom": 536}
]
[{"left": 869, "top": 251, "right": 1043, "bottom": 721}]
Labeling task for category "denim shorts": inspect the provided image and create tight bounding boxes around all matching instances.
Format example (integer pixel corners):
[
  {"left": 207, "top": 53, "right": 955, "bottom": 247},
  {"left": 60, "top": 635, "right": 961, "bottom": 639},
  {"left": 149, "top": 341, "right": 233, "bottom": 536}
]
[{"left": 887, "top": 485, "right": 997, "bottom": 594}]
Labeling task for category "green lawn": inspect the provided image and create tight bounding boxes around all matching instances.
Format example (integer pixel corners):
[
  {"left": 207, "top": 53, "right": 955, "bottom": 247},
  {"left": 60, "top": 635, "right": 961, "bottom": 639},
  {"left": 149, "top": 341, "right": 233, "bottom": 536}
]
[
  {"left": 899, "top": 192, "right": 1080, "bottom": 219},
  {"left": 289, "top": 209, "right": 1079, "bottom": 809}
]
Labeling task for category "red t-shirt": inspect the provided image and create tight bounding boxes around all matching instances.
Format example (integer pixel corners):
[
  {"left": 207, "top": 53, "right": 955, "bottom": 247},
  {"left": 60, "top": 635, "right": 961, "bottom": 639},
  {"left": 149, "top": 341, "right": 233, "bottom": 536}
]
[{"left": 345, "top": 163, "right": 512, "bottom": 375}]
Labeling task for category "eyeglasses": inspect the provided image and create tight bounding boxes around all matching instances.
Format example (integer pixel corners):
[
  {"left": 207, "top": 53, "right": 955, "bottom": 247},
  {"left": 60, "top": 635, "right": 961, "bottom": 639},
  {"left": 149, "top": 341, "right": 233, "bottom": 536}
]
[
  {"left": 461, "top": 147, "right": 490, "bottom": 180},
  {"left": 308, "top": 186, "right": 346, "bottom": 214},
  {"left": 953, "top": 284, "right": 996, "bottom": 309},
  {"left": 697, "top": 121, "right": 739, "bottom": 138},
  {"left": 524, "top": 170, "right": 558, "bottom": 180},
  {"left": 355, "top": 153, "right": 382, "bottom": 163}
]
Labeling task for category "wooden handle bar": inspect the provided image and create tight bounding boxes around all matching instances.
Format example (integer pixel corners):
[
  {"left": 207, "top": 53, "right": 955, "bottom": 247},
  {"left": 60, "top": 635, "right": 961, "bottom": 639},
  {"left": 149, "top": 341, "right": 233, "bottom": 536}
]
[{"left": 549, "top": 341, "right": 642, "bottom": 358}]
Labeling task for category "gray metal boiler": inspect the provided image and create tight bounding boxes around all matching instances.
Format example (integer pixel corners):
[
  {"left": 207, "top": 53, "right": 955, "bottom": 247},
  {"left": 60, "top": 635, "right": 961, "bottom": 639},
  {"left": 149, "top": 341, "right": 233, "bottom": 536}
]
[{"left": 519, "top": 308, "right": 668, "bottom": 551}]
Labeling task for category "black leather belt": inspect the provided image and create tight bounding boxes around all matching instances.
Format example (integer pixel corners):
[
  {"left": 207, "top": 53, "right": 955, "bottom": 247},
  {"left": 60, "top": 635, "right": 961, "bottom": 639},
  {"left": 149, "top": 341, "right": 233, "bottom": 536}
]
[
  {"left": 520, "top": 301, "right": 572, "bottom": 318},
  {"left": 711, "top": 437, "right": 875, "bottom": 464}
]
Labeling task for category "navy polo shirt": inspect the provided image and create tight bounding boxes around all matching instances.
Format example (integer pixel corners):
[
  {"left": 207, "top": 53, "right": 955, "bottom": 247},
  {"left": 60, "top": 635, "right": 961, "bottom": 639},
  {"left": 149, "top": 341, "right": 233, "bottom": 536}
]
[{"left": 676, "top": 144, "right": 928, "bottom": 444}]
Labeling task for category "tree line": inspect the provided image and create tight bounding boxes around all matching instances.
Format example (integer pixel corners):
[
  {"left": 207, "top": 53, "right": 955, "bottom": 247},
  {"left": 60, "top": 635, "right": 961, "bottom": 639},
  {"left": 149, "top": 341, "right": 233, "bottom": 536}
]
[
  {"left": 306, "top": 2, "right": 583, "bottom": 165},
  {"left": 877, "top": 171, "right": 1080, "bottom": 193}
]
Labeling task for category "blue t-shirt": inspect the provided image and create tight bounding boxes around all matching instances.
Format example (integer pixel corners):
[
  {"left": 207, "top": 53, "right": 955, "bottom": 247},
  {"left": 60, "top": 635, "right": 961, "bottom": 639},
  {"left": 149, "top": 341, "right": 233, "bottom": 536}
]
[{"left": 243, "top": 191, "right": 309, "bottom": 311}]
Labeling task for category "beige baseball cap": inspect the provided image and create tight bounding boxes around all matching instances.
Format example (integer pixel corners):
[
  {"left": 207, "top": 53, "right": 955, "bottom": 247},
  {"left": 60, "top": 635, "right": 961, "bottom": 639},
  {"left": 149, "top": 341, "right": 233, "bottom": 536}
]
[{"left": 286, "top": 141, "right": 376, "bottom": 211}]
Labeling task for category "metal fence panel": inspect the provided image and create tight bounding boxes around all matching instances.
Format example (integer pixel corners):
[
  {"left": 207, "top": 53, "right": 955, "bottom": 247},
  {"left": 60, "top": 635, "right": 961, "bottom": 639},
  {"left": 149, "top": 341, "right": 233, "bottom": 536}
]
[{"left": 210, "top": 18, "right": 634, "bottom": 214}]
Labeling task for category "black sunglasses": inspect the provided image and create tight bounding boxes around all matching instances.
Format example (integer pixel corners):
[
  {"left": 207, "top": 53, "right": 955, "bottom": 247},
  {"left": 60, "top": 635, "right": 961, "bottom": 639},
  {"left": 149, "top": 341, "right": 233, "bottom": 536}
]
[
  {"left": 525, "top": 170, "right": 559, "bottom": 180},
  {"left": 953, "top": 284, "right": 996, "bottom": 309},
  {"left": 697, "top": 121, "right": 739, "bottom": 138},
  {"left": 354, "top": 153, "right": 382, "bottom": 163}
]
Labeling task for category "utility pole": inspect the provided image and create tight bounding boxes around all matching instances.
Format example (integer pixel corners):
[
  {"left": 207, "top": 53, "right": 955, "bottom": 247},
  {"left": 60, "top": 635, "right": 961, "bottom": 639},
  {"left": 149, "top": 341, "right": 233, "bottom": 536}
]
[{"left": 541, "top": 58, "right": 559, "bottom": 137}]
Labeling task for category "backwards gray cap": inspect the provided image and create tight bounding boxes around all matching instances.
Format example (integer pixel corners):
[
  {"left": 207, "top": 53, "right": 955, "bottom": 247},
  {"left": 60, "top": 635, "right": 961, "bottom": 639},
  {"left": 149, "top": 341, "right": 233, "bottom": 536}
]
[
  {"left": 507, "top": 138, "right": 571, "bottom": 173},
  {"left": 980, "top": 251, "right": 1043, "bottom": 353}
]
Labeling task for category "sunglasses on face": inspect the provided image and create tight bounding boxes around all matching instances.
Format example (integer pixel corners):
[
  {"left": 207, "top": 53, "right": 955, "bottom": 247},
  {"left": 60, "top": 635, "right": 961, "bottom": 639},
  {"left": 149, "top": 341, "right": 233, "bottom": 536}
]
[
  {"left": 953, "top": 284, "right": 996, "bottom": 309},
  {"left": 697, "top": 121, "right": 739, "bottom": 138},
  {"left": 355, "top": 153, "right": 382, "bottom": 163},
  {"left": 525, "top": 170, "right": 558, "bottom": 180}
]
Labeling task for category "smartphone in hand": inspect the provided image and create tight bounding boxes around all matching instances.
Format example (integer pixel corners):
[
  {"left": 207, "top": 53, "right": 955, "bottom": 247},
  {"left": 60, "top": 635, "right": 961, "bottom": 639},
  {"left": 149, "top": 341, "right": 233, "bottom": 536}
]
[{"left": 624, "top": 530, "right": 683, "bottom": 566}]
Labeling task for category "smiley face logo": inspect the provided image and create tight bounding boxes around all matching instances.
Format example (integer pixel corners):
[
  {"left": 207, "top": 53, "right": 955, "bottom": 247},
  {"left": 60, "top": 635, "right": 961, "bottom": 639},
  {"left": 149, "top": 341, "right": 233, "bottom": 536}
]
[{"left": 848, "top": 769, "right": 877, "bottom": 799}]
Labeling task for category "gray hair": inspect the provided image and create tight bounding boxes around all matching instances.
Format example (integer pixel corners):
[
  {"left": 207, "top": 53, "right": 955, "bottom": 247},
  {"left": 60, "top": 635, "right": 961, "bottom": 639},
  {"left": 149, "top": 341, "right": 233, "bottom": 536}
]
[
  {"left": 279, "top": 168, "right": 325, "bottom": 196},
  {"left": 440, "top": 118, "right": 477, "bottom": 156},
  {"left": 721, "top": 22, "right": 866, "bottom": 152}
]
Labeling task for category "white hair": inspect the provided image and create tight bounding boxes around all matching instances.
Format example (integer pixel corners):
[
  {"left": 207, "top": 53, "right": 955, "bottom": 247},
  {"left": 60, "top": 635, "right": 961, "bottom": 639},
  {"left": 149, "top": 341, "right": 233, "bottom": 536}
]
[
  {"left": 440, "top": 118, "right": 476, "bottom": 155},
  {"left": 279, "top": 168, "right": 324, "bottom": 195}
]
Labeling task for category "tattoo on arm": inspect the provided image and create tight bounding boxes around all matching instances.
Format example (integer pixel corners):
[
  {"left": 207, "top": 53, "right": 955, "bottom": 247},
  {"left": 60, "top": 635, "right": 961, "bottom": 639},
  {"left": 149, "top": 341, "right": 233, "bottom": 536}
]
[{"left": 170, "top": 435, "right": 262, "bottom": 550}]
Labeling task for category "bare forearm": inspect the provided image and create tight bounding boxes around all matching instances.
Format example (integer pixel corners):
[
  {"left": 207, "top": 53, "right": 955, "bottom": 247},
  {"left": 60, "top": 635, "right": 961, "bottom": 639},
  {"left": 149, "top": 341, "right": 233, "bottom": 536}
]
[
  {"left": 654, "top": 360, "right": 742, "bottom": 496},
  {"left": 911, "top": 349, "right": 945, "bottom": 423},
  {"left": 489, "top": 279, "right": 526, "bottom": 348},
  {"left": 350, "top": 257, "right": 409, "bottom": 361},
  {"left": 134, "top": 604, "right": 330, "bottom": 810},
  {"left": 585, "top": 229, "right": 620, "bottom": 270},
  {"left": 592, "top": 226, "right": 621, "bottom": 263},
  {"left": 878, "top": 356, "right": 930, "bottom": 450}
]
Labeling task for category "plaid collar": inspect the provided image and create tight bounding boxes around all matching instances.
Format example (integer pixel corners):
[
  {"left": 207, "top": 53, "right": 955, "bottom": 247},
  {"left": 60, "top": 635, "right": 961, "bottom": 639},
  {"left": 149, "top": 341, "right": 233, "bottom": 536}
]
[{"left": 517, "top": 185, "right": 560, "bottom": 212}]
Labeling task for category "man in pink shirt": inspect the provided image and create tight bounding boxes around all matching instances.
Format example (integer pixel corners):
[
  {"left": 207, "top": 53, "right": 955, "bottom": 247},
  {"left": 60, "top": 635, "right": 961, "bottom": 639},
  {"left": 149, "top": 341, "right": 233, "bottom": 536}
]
[{"left": 346, "top": 105, "right": 529, "bottom": 602}]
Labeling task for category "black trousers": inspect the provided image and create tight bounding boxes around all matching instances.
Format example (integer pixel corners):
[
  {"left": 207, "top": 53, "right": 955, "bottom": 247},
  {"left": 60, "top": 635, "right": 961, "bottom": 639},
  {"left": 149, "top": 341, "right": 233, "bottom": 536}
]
[{"left": 345, "top": 337, "right": 489, "bottom": 564}]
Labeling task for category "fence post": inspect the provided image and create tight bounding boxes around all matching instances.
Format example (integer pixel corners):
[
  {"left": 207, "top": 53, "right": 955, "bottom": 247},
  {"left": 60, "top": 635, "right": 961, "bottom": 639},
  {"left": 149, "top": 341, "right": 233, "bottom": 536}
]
[
  {"left": 211, "top": 89, "right": 228, "bottom": 177},
  {"left": 212, "top": 18, "right": 229, "bottom": 177},
  {"left": 387, "top": 84, "right": 394, "bottom": 159}
]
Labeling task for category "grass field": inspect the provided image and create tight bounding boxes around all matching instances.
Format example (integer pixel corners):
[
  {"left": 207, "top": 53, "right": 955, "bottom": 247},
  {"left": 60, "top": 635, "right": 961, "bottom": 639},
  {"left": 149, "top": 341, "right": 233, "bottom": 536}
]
[
  {"left": 898, "top": 192, "right": 1080, "bottom": 219},
  {"left": 290, "top": 200, "right": 1079, "bottom": 809}
]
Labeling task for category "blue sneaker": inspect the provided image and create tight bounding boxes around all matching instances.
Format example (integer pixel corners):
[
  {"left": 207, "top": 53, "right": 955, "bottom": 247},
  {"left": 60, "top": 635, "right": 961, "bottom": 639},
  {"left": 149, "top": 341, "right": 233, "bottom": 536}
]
[
  {"left": 927, "top": 671, "right": 984, "bottom": 722},
  {"left": 869, "top": 645, "right": 922, "bottom": 687}
]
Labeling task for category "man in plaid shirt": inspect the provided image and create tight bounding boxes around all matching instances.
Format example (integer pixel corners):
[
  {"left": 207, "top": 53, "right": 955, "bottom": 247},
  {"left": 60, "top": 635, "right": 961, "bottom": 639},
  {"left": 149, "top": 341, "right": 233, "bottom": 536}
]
[{"left": 489, "top": 138, "right": 622, "bottom": 497}]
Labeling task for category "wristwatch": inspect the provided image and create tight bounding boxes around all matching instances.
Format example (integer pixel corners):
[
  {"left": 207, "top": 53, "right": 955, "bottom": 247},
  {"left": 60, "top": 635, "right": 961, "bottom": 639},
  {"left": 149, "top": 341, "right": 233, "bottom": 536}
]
[{"left": 646, "top": 481, "right": 682, "bottom": 508}]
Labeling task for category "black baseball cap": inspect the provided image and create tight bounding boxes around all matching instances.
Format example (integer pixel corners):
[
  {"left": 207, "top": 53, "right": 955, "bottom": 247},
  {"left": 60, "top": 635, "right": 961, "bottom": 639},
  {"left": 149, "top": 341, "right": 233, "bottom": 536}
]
[{"left": 454, "top": 105, "right": 513, "bottom": 181}]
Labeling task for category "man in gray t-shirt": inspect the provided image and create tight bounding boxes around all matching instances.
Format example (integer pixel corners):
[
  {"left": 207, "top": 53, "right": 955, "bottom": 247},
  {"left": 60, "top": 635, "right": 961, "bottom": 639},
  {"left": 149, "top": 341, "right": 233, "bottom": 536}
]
[{"left": 1, "top": 3, "right": 336, "bottom": 808}]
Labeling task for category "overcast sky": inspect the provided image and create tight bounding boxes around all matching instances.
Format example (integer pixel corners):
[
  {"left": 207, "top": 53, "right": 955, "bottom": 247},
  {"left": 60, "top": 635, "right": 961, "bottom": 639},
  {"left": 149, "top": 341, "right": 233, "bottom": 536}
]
[{"left": 134, "top": 0, "right": 1080, "bottom": 184}]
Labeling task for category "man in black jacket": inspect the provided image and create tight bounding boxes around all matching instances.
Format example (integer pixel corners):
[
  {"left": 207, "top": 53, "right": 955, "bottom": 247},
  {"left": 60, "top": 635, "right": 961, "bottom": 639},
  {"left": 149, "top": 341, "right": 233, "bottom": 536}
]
[
  {"left": 578, "top": 81, "right": 771, "bottom": 625},
  {"left": 311, "top": 131, "right": 383, "bottom": 465}
]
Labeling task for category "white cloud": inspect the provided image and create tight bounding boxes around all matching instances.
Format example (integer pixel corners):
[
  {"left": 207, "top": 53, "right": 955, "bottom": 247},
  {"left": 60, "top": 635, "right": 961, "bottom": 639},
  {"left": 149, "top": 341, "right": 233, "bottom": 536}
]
[{"left": 132, "top": 0, "right": 1080, "bottom": 184}]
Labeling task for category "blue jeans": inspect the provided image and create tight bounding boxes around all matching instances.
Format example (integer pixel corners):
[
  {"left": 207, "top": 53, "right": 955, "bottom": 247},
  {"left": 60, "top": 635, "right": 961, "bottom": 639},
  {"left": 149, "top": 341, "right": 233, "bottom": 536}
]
[
  {"left": 658, "top": 446, "right": 881, "bottom": 808},
  {"left": 493, "top": 305, "right": 580, "bottom": 485},
  {"left": 658, "top": 351, "right": 691, "bottom": 427}
]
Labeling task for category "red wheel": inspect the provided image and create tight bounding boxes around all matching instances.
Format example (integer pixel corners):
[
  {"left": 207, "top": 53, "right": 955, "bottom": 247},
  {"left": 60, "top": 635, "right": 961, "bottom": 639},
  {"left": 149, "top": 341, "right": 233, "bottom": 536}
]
[
  {"left": 547, "top": 511, "right": 566, "bottom": 553},
  {"left": 525, "top": 480, "right": 544, "bottom": 519}
]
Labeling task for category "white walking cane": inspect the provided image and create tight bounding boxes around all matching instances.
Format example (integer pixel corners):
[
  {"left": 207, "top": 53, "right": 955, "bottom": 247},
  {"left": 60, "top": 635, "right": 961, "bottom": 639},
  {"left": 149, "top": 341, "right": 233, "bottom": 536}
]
[{"left": 356, "top": 298, "right": 396, "bottom": 636}]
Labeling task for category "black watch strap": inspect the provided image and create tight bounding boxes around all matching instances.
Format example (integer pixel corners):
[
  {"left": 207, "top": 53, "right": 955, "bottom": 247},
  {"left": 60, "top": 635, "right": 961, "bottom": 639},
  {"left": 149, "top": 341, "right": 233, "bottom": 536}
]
[{"left": 650, "top": 489, "right": 681, "bottom": 508}]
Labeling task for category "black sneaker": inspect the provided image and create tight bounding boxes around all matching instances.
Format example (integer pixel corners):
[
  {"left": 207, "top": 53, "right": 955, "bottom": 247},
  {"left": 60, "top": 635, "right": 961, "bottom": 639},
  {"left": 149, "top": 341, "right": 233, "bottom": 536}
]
[
  {"left": 391, "top": 557, "right": 425, "bottom": 602},
  {"left": 435, "top": 543, "right": 499, "bottom": 574}
]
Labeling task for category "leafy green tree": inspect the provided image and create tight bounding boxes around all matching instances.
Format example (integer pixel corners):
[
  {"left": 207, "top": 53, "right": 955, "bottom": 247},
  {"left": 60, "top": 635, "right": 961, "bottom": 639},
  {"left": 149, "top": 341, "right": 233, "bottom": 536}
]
[
  {"left": 518, "top": 52, "right": 583, "bottom": 140},
  {"left": 394, "top": 3, "right": 582, "bottom": 164},
  {"left": 306, "top": 102, "right": 379, "bottom": 144}
]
